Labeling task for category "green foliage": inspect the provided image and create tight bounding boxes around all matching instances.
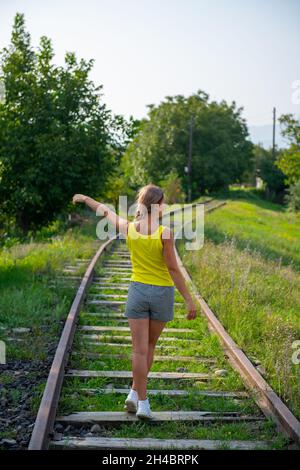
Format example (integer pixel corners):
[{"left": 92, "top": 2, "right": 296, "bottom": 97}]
[
  {"left": 276, "top": 114, "right": 300, "bottom": 185},
  {"left": 251, "top": 144, "right": 286, "bottom": 201},
  {"left": 285, "top": 180, "right": 300, "bottom": 212},
  {"left": 159, "top": 170, "right": 185, "bottom": 204},
  {"left": 101, "top": 172, "right": 136, "bottom": 210},
  {"left": 0, "top": 13, "right": 130, "bottom": 233},
  {"left": 122, "top": 91, "right": 253, "bottom": 198},
  {"left": 100, "top": 141, "right": 138, "bottom": 211}
]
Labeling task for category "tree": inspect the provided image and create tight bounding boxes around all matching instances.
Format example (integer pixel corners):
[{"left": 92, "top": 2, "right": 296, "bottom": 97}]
[
  {"left": 121, "top": 91, "right": 253, "bottom": 198},
  {"left": 0, "top": 13, "right": 129, "bottom": 232},
  {"left": 276, "top": 114, "right": 300, "bottom": 185},
  {"left": 159, "top": 170, "right": 185, "bottom": 204},
  {"left": 253, "top": 144, "right": 286, "bottom": 196},
  {"left": 285, "top": 181, "right": 300, "bottom": 212}
]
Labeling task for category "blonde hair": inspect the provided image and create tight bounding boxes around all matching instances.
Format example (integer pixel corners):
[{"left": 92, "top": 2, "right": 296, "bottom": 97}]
[{"left": 135, "top": 184, "right": 164, "bottom": 220}]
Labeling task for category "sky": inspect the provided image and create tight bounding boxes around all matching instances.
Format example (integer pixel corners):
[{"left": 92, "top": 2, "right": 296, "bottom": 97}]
[{"left": 1, "top": 0, "right": 300, "bottom": 140}]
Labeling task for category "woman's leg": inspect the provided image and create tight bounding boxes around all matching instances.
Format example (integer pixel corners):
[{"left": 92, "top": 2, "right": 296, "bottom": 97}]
[
  {"left": 147, "top": 319, "right": 167, "bottom": 372},
  {"left": 128, "top": 318, "right": 149, "bottom": 400}
]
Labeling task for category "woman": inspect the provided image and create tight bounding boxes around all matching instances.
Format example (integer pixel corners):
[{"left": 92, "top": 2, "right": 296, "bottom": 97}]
[{"left": 73, "top": 184, "right": 197, "bottom": 420}]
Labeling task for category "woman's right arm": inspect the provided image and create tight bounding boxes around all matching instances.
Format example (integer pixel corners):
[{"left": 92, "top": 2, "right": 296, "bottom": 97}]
[
  {"left": 72, "top": 194, "right": 128, "bottom": 236},
  {"left": 162, "top": 227, "right": 198, "bottom": 320}
]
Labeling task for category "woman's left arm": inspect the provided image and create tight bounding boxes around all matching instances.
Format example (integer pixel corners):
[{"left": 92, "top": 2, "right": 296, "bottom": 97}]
[{"left": 72, "top": 194, "right": 128, "bottom": 236}]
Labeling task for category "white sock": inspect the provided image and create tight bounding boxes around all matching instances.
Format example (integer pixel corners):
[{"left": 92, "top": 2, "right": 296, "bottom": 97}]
[
  {"left": 138, "top": 398, "right": 150, "bottom": 406},
  {"left": 128, "top": 388, "right": 138, "bottom": 399}
]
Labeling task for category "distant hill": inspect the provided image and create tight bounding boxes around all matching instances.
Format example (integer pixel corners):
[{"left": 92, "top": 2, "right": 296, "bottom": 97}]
[{"left": 248, "top": 124, "right": 288, "bottom": 149}]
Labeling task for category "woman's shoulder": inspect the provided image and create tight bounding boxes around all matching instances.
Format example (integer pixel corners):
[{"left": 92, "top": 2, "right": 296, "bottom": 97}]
[
  {"left": 127, "top": 221, "right": 140, "bottom": 239},
  {"left": 160, "top": 224, "right": 173, "bottom": 241}
]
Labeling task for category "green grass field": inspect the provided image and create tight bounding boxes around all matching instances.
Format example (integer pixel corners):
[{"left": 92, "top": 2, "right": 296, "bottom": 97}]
[
  {"left": 207, "top": 189, "right": 300, "bottom": 271},
  {"left": 0, "top": 212, "right": 101, "bottom": 360},
  {"left": 177, "top": 190, "right": 300, "bottom": 420},
  {"left": 1, "top": 191, "right": 299, "bottom": 448}
]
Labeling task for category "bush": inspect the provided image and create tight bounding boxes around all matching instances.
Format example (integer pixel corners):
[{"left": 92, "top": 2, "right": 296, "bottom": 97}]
[
  {"left": 285, "top": 181, "right": 300, "bottom": 212},
  {"left": 159, "top": 170, "right": 186, "bottom": 204}
]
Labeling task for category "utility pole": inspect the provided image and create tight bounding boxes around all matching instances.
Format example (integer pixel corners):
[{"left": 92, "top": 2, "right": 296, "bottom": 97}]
[
  {"left": 272, "top": 107, "right": 276, "bottom": 159},
  {"left": 187, "top": 115, "right": 194, "bottom": 202}
]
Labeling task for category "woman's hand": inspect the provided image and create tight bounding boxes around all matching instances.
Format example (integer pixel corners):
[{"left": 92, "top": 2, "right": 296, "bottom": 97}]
[
  {"left": 72, "top": 194, "right": 87, "bottom": 204},
  {"left": 185, "top": 298, "right": 198, "bottom": 320}
]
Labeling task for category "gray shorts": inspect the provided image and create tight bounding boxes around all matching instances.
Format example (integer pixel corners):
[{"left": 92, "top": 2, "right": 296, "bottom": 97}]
[{"left": 124, "top": 281, "right": 175, "bottom": 322}]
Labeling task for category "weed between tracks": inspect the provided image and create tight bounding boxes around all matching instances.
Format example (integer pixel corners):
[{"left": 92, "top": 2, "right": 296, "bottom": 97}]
[{"left": 56, "top": 248, "right": 287, "bottom": 448}]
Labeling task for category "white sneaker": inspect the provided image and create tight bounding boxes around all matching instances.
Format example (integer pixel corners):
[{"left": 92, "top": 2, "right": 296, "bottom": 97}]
[
  {"left": 136, "top": 398, "right": 153, "bottom": 420},
  {"left": 124, "top": 388, "right": 138, "bottom": 413}
]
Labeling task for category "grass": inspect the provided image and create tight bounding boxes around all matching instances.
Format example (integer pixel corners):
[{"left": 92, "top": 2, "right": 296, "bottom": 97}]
[
  {"left": 58, "top": 389, "right": 257, "bottom": 415},
  {"left": 0, "top": 211, "right": 102, "bottom": 360},
  {"left": 207, "top": 188, "right": 300, "bottom": 271},
  {"left": 0, "top": 209, "right": 104, "bottom": 444},
  {"left": 91, "top": 420, "right": 284, "bottom": 448},
  {"left": 177, "top": 189, "right": 300, "bottom": 420},
  {"left": 55, "top": 240, "right": 288, "bottom": 448},
  {"left": 1, "top": 193, "right": 296, "bottom": 449}
]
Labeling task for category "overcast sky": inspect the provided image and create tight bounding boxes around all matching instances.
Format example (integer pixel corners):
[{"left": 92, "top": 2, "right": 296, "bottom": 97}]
[{"left": 1, "top": 0, "right": 300, "bottom": 129}]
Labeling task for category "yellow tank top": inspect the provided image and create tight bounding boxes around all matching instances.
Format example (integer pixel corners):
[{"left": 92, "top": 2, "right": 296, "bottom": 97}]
[{"left": 126, "top": 221, "right": 174, "bottom": 286}]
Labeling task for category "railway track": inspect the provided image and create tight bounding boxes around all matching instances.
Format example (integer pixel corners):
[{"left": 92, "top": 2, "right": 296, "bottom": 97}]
[{"left": 28, "top": 200, "right": 300, "bottom": 450}]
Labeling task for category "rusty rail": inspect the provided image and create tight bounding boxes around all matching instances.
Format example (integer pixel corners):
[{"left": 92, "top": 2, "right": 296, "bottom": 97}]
[
  {"left": 28, "top": 200, "right": 212, "bottom": 450},
  {"left": 28, "top": 236, "right": 117, "bottom": 450},
  {"left": 28, "top": 198, "right": 300, "bottom": 449},
  {"left": 174, "top": 204, "right": 300, "bottom": 444}
]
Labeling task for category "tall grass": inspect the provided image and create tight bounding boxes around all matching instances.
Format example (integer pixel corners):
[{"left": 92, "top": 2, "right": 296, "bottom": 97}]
[
  {"left": 0, "top": 212, "right": 101, "bottom": 359},
  {"left": 177, "top": 194, "right": 300, "bottom": 419}
]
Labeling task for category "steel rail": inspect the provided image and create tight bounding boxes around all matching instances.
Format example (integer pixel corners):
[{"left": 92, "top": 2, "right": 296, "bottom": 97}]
[
  {"left": 27, "top": 198, "right": 224, "bottom": 449},
  {"left": 28, "top": 235, "right": 117, "bottom": 450},
  {"left": 174, "top": 209, "right": 300, "bottom": 444},
  {"left": 28, "top": 200, "right": 212, "bottom": 450},
  {"left": 29, "top": 197, "right": 300, "bottom": 449}
]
